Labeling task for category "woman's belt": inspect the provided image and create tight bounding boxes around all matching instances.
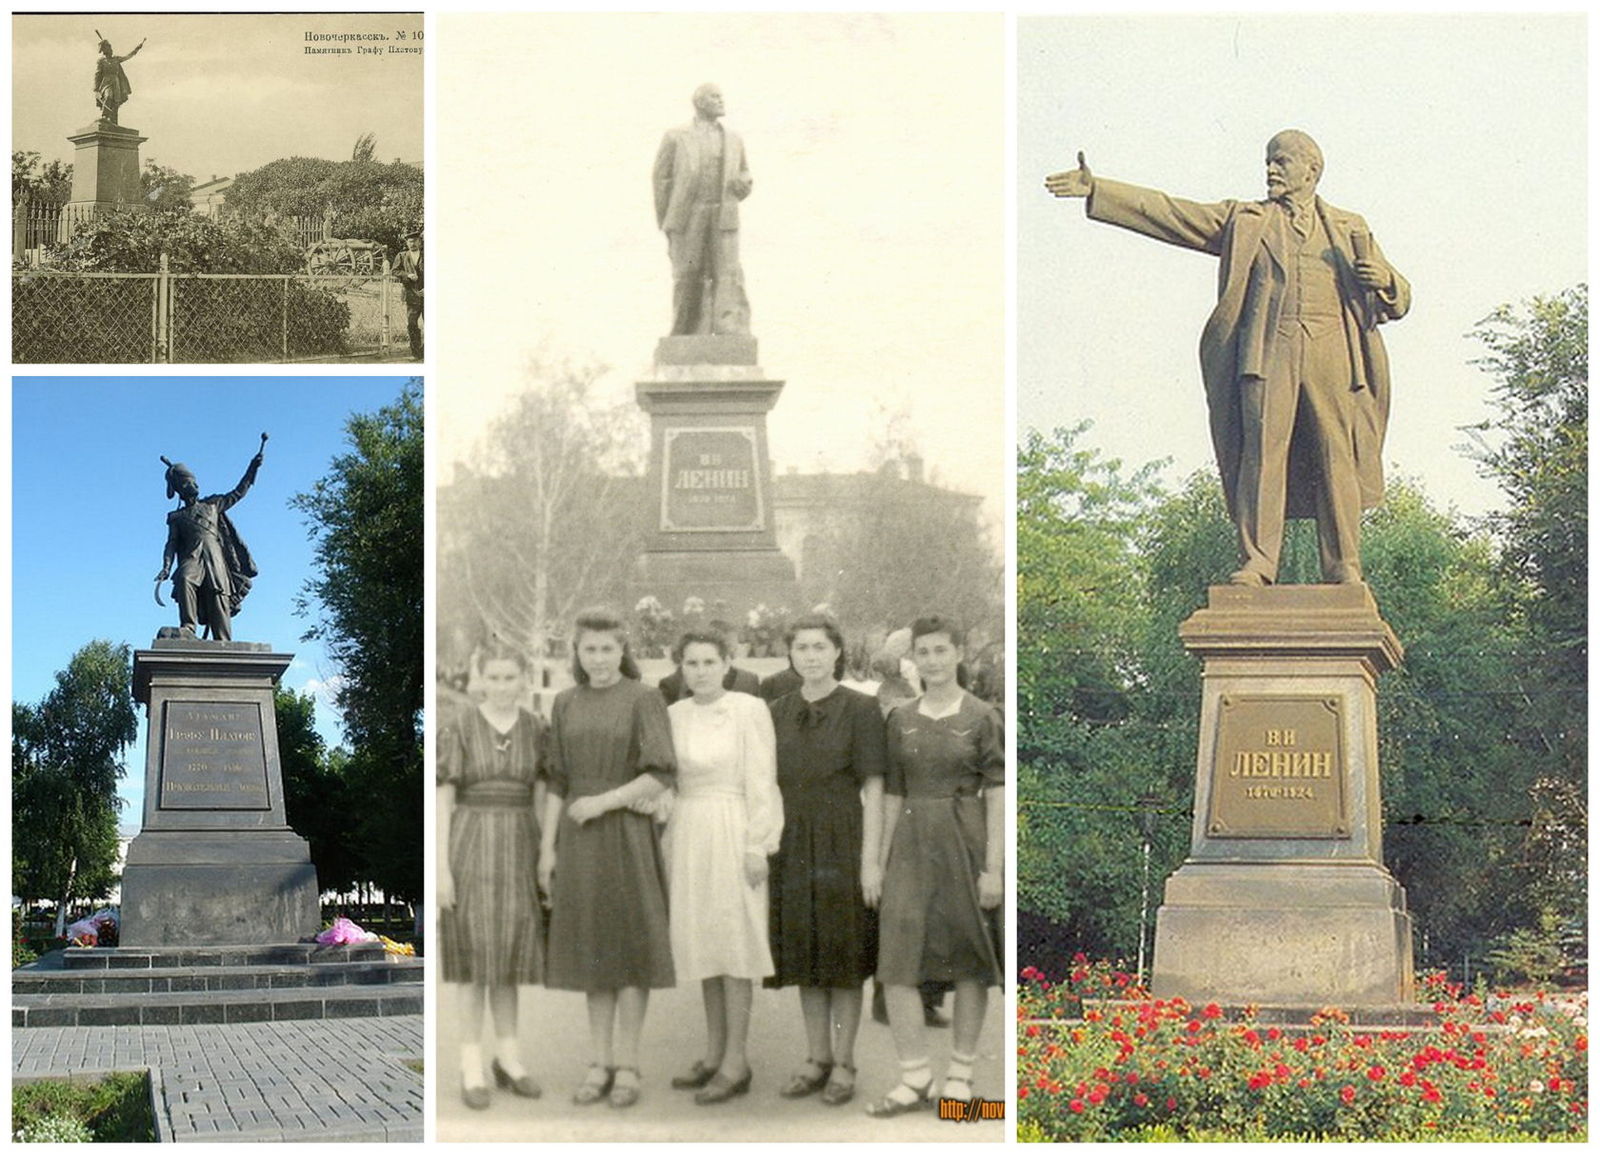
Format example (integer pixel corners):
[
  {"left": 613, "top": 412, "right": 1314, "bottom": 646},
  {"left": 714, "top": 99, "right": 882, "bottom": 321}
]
[{"left": 457, "top": 780, "right": 535, "bottom": 807}]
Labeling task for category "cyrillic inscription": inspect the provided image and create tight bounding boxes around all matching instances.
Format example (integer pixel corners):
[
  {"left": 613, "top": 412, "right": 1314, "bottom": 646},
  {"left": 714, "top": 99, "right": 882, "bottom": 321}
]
[
  {"left": 159, "top": 701, "right": 271, "bottom": 810},
  {"left": 1208, "top": 696, "right": 1348, "bottom": 838}
]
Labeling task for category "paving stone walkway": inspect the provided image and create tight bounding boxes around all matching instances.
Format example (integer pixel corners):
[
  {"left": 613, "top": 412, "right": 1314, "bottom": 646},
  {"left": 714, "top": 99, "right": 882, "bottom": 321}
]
[{"left": 13, "top": 1014, "right": 422, "bottom": 1142}]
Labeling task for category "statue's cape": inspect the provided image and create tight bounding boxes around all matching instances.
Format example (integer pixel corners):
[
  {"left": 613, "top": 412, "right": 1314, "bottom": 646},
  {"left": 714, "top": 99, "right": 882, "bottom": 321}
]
[
  {"left": 215, "top": 507, "right": 257, "bottom": 617},
  {"left": 94, "top": 58, "right": 132, "bottom": 103}
]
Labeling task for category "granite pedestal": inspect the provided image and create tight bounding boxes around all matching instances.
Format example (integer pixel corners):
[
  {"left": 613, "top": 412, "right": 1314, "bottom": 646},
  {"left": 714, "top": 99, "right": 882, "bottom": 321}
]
[
  {"left": 634, "top": 334, "right": 799, "bottom": 616},
  {"left": 1150, "top": 584, "right": 1415, "bottom": 1006},
  {"left": 58, "top": 120, "right": 147, "bottom": 240},
  {"left": 120, "top": 639, "right": 318, "bottom": 947}
]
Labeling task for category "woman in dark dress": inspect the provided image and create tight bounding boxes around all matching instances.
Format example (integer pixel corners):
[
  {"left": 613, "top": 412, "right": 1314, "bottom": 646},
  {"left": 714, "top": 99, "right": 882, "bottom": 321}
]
[
  {"left": 539, "top": 609, "right": 677, "bottom": 1108},
  {"left": 867, "top": 616, "right": 1004, "bottom": 1116},
  {"left": 766, "top": 612, "right": 886, "bottom": 1107},
  {"left": 438, "top": 643, "right": 546, "bottom": 1108}
]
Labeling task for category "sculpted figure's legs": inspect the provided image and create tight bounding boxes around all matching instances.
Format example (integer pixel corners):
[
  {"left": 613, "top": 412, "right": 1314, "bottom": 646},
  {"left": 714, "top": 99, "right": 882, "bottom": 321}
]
[
  {"left": 173, "top": 560, "right": 233, "bottom": 641},
  {"left": 1231, "top": 370, "right": 1295, "bottom": 584},
  {"left": 668, "top": 203, "right": 716, "bottom": 334},
  {"left": 1297, "top": 343, "right": 1363, "bottom": 583},
  {"left": 710, "top": 226, "right": 749, "bottom": 335}
]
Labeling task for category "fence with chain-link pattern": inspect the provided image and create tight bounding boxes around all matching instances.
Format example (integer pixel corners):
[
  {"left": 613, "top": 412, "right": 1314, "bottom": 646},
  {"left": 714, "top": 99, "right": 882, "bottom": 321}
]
[{"left": 13, "top": 268, "right": 412, "bottom": 363}]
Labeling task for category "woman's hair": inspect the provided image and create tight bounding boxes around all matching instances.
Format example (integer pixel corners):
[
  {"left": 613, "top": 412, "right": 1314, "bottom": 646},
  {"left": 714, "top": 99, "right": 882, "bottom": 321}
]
[
  {"left": 569, "top": 607, "right": 643, "bottom": 684},
  {"left": 909, "top": 614, "right": 971, "bottom": 689},
  {"left": 909, "top": 614, "right": 966, "bottom": 648},
  {"left": 672, "top": 627, "right": 732, "bottom": 665},
  {"left": 784, "top": 612, "right": 847, "bottom": 681},
  {"left": 478, "top": 636, "right": 531, "bottom": 674}
]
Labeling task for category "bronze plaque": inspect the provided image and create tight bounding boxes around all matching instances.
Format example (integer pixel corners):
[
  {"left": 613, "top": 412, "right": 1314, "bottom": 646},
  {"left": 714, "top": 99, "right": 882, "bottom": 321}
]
[
  {"left": 660, "top": 426, "right": 765, "bottom": 532},
  {"left": 1207, "top": 694, "right": 1348, "bottom": 839},
  {"left": 158, "top": 701, "right": 271, "bottom": 810}
]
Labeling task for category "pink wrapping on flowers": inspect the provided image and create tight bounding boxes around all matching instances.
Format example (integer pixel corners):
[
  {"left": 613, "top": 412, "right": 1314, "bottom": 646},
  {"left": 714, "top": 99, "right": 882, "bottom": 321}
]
[{"left": 314, "top": 916, "right": 376, "bottom": 945}]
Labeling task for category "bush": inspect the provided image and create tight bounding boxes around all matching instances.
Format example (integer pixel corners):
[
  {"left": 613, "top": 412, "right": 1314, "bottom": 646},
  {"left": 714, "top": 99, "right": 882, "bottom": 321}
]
[
  {"left": 14, "top": 1114, "right": 93, "bottom": 1143},
  {"left": 1018, "top": 960, "right": 1588, "bottom": 1141},
  {"left": 43, "top": 210, "right": 307, "bottom": 274},
  {"left": 12, "top": 1072, "right": 156, "bottom": 1142}
]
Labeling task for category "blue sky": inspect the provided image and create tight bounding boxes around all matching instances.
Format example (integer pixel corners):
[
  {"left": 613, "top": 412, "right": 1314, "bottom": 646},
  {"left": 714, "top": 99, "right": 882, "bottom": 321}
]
[{"left": 13, "top": 375, "right": 416, "bottom": 827}]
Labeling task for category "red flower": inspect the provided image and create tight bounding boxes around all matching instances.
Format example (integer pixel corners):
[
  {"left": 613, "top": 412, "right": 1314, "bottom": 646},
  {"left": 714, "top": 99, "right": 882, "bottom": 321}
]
[
  {"left": 1400, "top": 1070, "right": 1417, "bottom": 1088},
  {"left": 1292, "top": 1037, "right": 1310, "bottom": 1053},
  {"left": 1088, "top": 1087, "right": 1107, "bottom": 1105},
  {"left": 1018, "top": 1086, "right": 1029, "bottom": 1100},
  {"left": 1124, "top": 1072, "right": 1139, "bottom": 1085},
  {"left": 1197, "top": 1067, "right": 1211, "bottom": 1080},
  {"left": 1367, "top": 1066, "right": 1386, "bottom": 1082},
  {"left": 1273, "top": 1063, "right": 1291, "bottom": 1080},
  {"left": 1026, "top": 1024, "right": 1040, "bottom": 1037},
  {"left": 1202, "top": 1002, "right": 1223, "bottom": 1019},
  {"left": 1187, "top": 1020, "right": 1201, "bottom": 1033},
  {"left": 1549, "top": 1077, "right": 1563, "bottom": 1093},
  {"left": 1165, "top": 1097, "right": 1177, "bottom": 1111},
  {"left": 1422, "top": 1085, "right": 1442, "bottom": 1104},
  {"left": 1069, "top": 1099, "right": 1085, "bottom": 1114},
  {"left": 1340, "top": 1085, "right": 1357, "bottom": 1105},
  {"left": 1133, "top": 1092, "right": 1149, "bottom": 1108},
  {"left": 1242, "top": 1029, "right": 1261, "bottom": 1048},
  {"left": 1266, "top": 1026, "right": 1282, "bottom": 1041},
  {"left": 1577, "top": 1036, "right": 1589, "bottom": 1054}
]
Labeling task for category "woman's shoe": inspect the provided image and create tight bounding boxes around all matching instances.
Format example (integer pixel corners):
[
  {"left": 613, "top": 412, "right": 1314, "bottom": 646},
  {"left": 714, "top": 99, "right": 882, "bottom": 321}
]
[
  {"left": 608, "top": 1066, "right": 642, "bottom": 1109},
  {"left": 572, "top": 1064, "right": 614, "bottom": 1106},
  {"left": 491, "top": 1058, "right": 541, "bottom": 1099},
  {"left": 820, "top": 1063, "right": 857, "bottom": 1107},
  {"left": 779, "top": 1058, "right": 832, "bottom": 1098},
  {"left": 671, "top": 1059, "right": 718, "bottom": 1090},
  {"left": 694, "top": 1068, "right": 753, "bottom": 1105},
  {"left": 865, "top": 1077, "right": 936, "bottom": 1118},
  {"left": 462, "top": 1073, "right": 491, "bottom": 1111}
]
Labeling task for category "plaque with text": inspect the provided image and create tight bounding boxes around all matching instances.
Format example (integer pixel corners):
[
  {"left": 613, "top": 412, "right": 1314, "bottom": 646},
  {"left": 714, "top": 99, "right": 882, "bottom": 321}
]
[
  {"left": 660, "top": 426, "right": 765, "bottom": 532},
  {"left": 158, "top": 701, "right": 271, "bottom": 810},
  {"left": 1207, "top": 695, "right": 1348, "bottom": 838}
]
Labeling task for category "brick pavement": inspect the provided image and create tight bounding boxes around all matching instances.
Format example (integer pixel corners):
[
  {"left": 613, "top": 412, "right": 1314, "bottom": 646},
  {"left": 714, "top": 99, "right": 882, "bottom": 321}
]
[{"left": 13, "top": 1014, "right": 422, "bottom": 1142}]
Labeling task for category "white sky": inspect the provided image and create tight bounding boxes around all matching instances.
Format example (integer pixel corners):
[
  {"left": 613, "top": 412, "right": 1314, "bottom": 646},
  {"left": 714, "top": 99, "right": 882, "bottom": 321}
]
[
  {"left": 1018, "top": 13, "right": 1587, "bottom": 518},
  {"left": 434, "top": 13, "right": 1005, "bottom": 517},
  {"left": 12, "top": 12, "right": 423, "bottom": 182}
]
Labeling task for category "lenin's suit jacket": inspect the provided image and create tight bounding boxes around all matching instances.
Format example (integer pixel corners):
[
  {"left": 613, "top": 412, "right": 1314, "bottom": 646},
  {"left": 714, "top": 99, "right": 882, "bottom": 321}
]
[
  {"left": 1086, "top": 177, "right": 1410, "bottom": 520},
  {"left": 653, "top": 121, "right": 750, "bottom": 233}
]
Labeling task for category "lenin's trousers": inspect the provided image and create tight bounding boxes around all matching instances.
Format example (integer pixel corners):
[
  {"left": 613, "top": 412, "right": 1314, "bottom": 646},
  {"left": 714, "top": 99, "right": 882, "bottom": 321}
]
[{"left": 667, "top": 201, "right": 748, "bottom": 335}]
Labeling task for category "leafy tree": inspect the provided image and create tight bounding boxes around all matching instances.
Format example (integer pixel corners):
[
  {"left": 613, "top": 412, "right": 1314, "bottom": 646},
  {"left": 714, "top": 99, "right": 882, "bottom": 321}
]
[
  {"left": 436, "top": 357, "right": 646, "bottom": 684},
  {"left": 292, "top": 380, "right": 423, "bottom": 904},
  {"left": 350, "top": 133, "right": 377, "bottom": 163},
  {"left": 226, "top": 157, "right": 422, "bottom": 251},
  {"left": 12, "top": 151, "right": 72, "bottom": 203},
  {"left": 47, "top": 211, "right": 306, "bottom": 273},
  {"left": 139, "top": 159, "right": 195, "bottom": 212},
  {"left": 11, "top": 641, "right": 138, "bottom": 934},
  {"left": 275, "top": 687, "right": 361, "bottom": 896}
]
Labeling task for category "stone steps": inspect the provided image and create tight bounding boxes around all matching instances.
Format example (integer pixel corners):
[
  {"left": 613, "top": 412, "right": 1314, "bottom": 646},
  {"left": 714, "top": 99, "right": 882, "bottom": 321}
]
[
  {"left": 13, "top": 981, "right": 423, "bottom": 1028},
  {"left": 15, "top": 958, "right": 421, "bottom": 996},
  {"left": 58, "top": 942, "right": 388, "bottom": 970}
]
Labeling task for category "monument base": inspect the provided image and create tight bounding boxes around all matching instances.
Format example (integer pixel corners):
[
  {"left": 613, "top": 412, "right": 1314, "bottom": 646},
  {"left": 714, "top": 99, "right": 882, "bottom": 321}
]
[
  {"left": 636, "top": 547, "right": 799, "bottom": 619},
  {"left": 1151, "top": 861, "right": 1414, "bottom": 1006},
  {"left": 60, "top": 121, "right": 147, "bottom": 241},
  {"left": 120, "top": 832, "right": 318, "bottom": 947}
]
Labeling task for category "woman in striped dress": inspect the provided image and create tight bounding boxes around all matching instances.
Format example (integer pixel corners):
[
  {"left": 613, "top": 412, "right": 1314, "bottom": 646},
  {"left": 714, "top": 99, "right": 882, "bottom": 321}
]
[{"left": 438, "top": 644, "right": 547, "bottom": 1108}]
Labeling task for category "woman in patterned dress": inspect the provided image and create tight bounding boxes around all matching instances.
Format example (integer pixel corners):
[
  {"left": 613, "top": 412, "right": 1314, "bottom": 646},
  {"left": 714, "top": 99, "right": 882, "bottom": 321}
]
[
  {"left": 766, "top": 612, "right": 886, "bottom": 1108},
  {"left": 539, "top": 609, "right": 677, "bottom": 1109},
  {"left": 438, "top": 643, "right": 546, "bottom": 1108},
  {"left": 663, "top": 629, "right": 784, "bottom": 1105},
  {"left": 867, "top": 615, "right": 1004, "bottom": 1116}
]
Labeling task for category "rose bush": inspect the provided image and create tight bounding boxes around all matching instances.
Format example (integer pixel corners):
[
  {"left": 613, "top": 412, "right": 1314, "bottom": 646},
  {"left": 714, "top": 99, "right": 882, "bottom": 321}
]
[{"left": 1019, "top": 958, "right": 1586, "bottom": 1141}]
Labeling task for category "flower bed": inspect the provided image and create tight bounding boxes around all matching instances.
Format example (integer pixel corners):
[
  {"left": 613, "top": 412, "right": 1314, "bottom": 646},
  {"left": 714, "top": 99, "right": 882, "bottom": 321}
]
[{"left": 1018, "top": 958, "right": 1587, "bottom": 1141}]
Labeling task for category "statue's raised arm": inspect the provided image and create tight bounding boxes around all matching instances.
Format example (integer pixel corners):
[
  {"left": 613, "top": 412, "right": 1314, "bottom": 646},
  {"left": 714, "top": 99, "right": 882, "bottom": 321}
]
[{"left": 92, "top": 32, "right": 145, "bottom": 124}]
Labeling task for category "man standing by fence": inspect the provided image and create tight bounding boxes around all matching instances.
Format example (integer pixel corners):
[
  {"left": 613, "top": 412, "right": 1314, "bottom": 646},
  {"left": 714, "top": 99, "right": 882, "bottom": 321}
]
[{"left": 394, "top": 229, "right": 423, "bottom": 359}]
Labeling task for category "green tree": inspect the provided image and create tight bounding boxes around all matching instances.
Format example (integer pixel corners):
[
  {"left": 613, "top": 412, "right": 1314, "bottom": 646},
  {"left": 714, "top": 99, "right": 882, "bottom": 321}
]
[
  {"left": 139, "top": 159, "right": 195, "bottom": 212},
  {"left": 275, "top": 687, "right": 361, "bottom": 896},
  {"left": 350, "top": 133, "right": 377, "bottom": 163},
  {"left": 292, "top": 380, "right": 423, "bottom": 904},
  {"left": 11, "top": 642, "right": 138, "bottom": 934}
]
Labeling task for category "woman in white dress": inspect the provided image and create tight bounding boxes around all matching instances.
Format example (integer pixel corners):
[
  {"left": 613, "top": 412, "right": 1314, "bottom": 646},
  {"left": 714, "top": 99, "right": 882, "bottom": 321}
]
[{"left": 663, "top": 629, "right": 783, "bottom": 1105}]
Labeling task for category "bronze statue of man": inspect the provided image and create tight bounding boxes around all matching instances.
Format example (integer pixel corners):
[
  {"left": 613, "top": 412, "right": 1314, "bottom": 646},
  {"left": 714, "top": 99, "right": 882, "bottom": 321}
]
[
  {"left": 93, "top": 31, "right": 145, "bottom": 124},
  {"left": 1047, "top": 131, "right": 1409, "bottom": 585},
  {"left": 154, "top": 436, "right": 265, "bottom": 642},
  {"left": 653, "top": 83, "right": 753, "bottom": 336}
]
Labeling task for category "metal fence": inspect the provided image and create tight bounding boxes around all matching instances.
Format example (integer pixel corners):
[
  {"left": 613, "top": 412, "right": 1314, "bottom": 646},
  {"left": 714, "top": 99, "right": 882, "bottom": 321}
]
[{"left": 14, "top": 263, "right": 414, "bottom": 364}]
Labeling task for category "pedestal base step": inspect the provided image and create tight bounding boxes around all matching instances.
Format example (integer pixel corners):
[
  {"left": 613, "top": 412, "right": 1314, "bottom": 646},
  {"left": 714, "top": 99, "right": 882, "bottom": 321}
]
[
  {"left": 57, "top": 942, "right": 384, "bottom": 969},
  {"left": 16, "top": 958, "right": 419, "bottom": 996},
  {"left": 14, "top": 978, "right": 422, "bottom": 1028}
]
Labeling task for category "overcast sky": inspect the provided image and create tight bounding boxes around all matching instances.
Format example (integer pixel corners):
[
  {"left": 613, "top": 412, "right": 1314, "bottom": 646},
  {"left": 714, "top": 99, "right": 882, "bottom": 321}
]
[
  {"left": 1019, "top": 13, "right": 1587, "bottom": 518},
  {"left": 13, "top": 12, "right": 422, "bottom": 183},
  {"left": 434, "top": 13, "right": 1005, "bottom": 519}
]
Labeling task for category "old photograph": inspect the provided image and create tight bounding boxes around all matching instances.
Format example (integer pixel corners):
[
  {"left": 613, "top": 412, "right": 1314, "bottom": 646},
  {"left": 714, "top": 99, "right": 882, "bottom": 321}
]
[
  {"left": 1015, "top": 14, "right": 1586, "bottom": 1143},
  {"left": 434, "top": 12, "right": 1007, "bottom": 1141},
  {"left": 11, "top": 378, "right": 423, "bottom": 1141},
  {"left": 11, "top": 13, "right": 423, "bottom": 364}
]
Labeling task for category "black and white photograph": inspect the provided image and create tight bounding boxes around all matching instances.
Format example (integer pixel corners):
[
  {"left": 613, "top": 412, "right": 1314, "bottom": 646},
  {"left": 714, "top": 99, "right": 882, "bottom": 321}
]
[
  {"left": 11, "top": 12, "right": 423, "bottom": 364},
  {"left": 434, "top": 12, "right": 1008, "bottom": 1142}
]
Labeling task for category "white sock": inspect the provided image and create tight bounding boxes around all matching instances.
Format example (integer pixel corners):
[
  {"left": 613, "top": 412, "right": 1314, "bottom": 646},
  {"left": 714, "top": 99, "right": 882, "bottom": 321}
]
[
  {"left": 888, "top": 1057, "right": 932, "bottom": 1103},
  {"left": 944, "top": 1052, "right": 976, "bottom": 1096},
  {"left": 461, "top": 1043, "right": 486, "bottom": 1088}
]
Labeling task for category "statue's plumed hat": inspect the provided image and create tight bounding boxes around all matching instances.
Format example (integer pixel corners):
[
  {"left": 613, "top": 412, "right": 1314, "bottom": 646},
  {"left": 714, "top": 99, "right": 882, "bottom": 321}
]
[{"left": 160, "top": 455, "right": 194, "bottom": 500}]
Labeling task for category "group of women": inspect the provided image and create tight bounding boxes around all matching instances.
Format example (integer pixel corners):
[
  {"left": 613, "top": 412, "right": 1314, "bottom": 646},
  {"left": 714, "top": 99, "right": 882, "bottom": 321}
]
[{"left": 438, "top": 608, "right": 1003, "bottom": 1117}]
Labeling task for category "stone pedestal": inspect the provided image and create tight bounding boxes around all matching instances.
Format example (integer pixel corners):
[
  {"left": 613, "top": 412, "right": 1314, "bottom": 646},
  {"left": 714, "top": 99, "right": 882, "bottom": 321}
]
[
  {"left": 59, "top": 120, "right": 147, "bottom": 241},
  {"left": 1150, "top": 584, "right": 1415, "bottom": 1005},
  {"left": 634, "top": 334, "right": 799, "bottom": 617},
  {"left": 120, "top": 639, "right": 318, "bottom": 947}
]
